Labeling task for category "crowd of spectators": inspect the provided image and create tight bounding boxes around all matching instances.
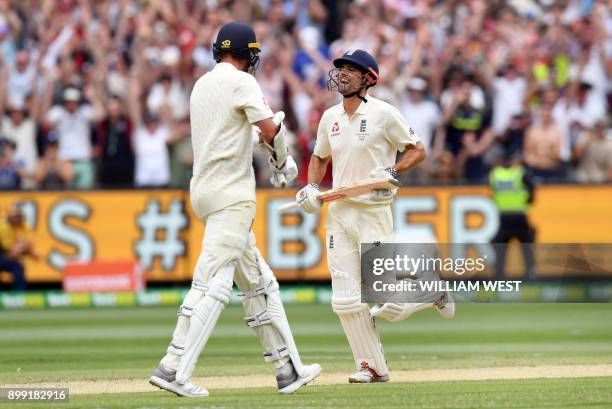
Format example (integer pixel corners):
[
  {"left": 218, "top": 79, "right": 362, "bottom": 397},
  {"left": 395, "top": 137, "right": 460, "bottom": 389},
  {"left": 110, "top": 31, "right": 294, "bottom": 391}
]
[{"left": 0, "top": 0, "right": 610, "bottom": 191}]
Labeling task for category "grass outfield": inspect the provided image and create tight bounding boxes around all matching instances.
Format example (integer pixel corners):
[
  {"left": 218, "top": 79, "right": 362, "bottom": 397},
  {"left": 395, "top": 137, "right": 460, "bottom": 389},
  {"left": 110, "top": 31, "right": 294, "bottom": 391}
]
[
  {"left": 20, "top": 378, "right": 612, "bottom": 409},
  {"left": 1, "top": 303, "right": 612, "bottom": 408}
]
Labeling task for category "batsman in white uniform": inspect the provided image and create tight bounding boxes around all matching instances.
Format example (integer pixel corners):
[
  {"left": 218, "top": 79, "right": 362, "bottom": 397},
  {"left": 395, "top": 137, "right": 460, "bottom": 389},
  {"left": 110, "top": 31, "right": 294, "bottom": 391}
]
[
  {"left": 296, "top": 49, "right": 455, "bottom": 383},
  {"left": 150, "top": 22, "right": 320, "bottom": 397}
]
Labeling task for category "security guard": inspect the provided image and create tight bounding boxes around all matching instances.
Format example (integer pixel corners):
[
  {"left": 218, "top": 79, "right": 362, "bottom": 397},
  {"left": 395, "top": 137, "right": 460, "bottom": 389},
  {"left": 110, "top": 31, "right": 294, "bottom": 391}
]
[{"left": 489, "top": 154, "right": 536, "bottom": 279}]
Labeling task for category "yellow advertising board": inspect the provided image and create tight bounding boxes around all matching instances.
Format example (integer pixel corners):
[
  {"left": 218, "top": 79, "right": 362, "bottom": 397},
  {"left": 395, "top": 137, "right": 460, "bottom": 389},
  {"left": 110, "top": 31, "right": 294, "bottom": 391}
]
[
  {"left": 0, "top": 191, "right": 191, "bottom": 282},
  {"left": 1, "top": 185, "right": 611, "bottom": 283}
]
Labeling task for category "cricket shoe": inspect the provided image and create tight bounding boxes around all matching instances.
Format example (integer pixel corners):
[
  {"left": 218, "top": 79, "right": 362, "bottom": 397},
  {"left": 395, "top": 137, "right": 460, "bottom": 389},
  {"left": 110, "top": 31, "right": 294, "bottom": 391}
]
[
  {"left": 276, "top": 361, "right": 322, "bottom": 394},
  {"left": 434, "top": 291, "right": 455, "bottom": 320},
  {"left": 149, "top": 364, "right": 209, "bottom": 398},
  {"left": 348, "top": 361, "right": 389, "bottom": 384}
]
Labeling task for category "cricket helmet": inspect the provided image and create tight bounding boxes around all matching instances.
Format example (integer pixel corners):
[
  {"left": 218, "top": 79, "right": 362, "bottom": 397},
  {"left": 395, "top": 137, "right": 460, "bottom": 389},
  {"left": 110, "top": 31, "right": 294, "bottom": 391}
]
[
  {"left": 213, "top": 22, "right": 261, "bottom": 73},
  {"left": 332, "top": 49, "right": 379, "bottom": 87}
]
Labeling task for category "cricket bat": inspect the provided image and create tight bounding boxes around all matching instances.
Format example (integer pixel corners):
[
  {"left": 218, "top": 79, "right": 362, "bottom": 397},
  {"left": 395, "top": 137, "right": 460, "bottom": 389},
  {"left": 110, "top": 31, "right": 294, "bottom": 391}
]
[{"left": 278, "top": 177, "right": 399, "bottom": 211}]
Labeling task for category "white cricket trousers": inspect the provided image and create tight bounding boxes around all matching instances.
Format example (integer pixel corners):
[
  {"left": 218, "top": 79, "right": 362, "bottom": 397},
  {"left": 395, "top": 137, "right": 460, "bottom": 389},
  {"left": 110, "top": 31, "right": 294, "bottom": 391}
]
[
  {"left": 326, "top": 200, "right": 393, "bottom": 376},
  {"left": 161, "top": 201, "right": 287, "bottom": 371}
]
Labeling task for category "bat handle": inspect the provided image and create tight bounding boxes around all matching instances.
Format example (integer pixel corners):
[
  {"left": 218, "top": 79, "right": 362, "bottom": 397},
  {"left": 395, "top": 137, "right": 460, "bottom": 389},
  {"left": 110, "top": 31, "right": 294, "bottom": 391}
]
[{"left": 278, "top": 201, "right": 299, "bottom": 211}]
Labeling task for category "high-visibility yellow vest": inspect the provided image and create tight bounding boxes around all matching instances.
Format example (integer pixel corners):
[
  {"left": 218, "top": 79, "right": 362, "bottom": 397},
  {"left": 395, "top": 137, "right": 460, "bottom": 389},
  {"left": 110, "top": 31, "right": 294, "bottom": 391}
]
[
  {"left": 489, "top": 165, "right": 529, "bottom": 212},
  {"left": 450, "top": 111, "right": 482, "bottom": 131}
]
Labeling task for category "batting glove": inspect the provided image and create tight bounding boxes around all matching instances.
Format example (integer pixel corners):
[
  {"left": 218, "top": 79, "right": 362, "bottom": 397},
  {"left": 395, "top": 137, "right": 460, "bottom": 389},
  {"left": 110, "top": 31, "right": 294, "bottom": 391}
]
[
  {"left": 296, "top": 183, "right": 322, "bottom": 214},
  {"left": 369, "top": 166, "right": 399, "bottom": 202},
  {"left": 269, "top": 155, "right": 298, "bottom": 187},
  {"left": 272, "top": 111, "right": 285, "bottom": 126}
]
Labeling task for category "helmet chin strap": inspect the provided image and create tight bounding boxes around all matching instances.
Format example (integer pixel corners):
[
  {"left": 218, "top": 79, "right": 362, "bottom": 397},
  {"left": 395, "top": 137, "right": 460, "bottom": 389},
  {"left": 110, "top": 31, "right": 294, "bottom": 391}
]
[{"left": 343, "top": 80, "right": 368, "bottom": 103}]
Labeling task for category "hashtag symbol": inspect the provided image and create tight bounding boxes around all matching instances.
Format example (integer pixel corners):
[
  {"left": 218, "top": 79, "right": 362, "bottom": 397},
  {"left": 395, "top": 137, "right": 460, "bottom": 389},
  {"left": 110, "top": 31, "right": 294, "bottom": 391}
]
[{"left": 135, "top": 200, "right": 187, "bottom": 271}]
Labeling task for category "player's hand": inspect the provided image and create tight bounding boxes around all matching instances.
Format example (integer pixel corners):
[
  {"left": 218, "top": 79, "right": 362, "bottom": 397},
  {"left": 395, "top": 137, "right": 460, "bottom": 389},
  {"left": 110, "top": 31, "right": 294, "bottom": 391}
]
[
  {"left": 269, "top": 155, "right": 298, "bottom": 187},
  {"left": 369, "top": 166, "right": 399, "bottom": 202},
  {"left": 296, "top": 183, "right": 322, "bottom": 213}
]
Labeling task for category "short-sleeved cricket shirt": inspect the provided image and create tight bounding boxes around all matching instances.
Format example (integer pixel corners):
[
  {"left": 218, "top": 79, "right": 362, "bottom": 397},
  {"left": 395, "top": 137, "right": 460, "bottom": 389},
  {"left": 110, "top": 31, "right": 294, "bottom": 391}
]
[
  {"left": 189, "top": 62, "right": 273, "bottom": 218},
  {"left": 313, "top": 94, "right": 419, "bottom": 205}
]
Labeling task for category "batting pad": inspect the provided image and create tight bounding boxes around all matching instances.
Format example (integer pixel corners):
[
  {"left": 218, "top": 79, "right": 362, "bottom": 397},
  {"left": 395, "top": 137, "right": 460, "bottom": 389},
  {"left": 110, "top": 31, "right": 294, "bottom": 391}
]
[
  {"left": 242, "top": 292, "right": 290, "bottom": 368},
  {"left": 332, "top": 295, "right": 389, "bottom": 376},
  {"left": 370, "top": 271, "right": 443, "bottom": 322},
  {"left": 238, "top": 248, "right": 306, "bottom": 375},
  {"left": 160, "top": 280, "right": 208, "bottom": 371},
  {"left": 176, "top": 264, "right": 234, "bottom": 384}
]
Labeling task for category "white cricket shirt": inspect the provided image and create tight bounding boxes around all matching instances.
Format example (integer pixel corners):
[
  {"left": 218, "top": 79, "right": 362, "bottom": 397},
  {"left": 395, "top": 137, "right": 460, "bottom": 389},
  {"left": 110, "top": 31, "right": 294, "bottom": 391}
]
[
  {"left": 189, "top": 62, "right": 273, "bottom": 219},
  {"left": 314, "top": 94, "right": 420, "bottom": 205}
]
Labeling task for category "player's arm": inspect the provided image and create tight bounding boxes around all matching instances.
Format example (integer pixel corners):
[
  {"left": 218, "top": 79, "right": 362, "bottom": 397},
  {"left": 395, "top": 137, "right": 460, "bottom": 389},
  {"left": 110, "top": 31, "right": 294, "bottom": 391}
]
[
  {"left": 256, "top": 112, "right": 288, "bottom": 169},
  {"left": 382, "top": 106, "right": 425, "bottom": 175},
  {"left": 255, "top": 113, "right": 298, "bottom": 187},
  {"left": 237, "top": 73, "right": 297, "bottom": 186},
  {"left": 393, "top": 141, "right": 426, "bottom": 174},
  {"left": 369, "top": 107, "right": 425, "bottom": 201},
  {"left": 307, "top": 154, "right": 330, "bottom": 184},
  {"left": 295, "top": 113, "right": 331, "bottom": 213},
  {"left": 238, "top": 72, "right": 288, "bottom": 167},
  {"left": 369, "top": 139, "right": 423, "bottom": 200},
  {"left": 254, "top": 117, "right": 281, "bottom": 144},
  {"left": 237, "top": 73, "right": 286, "bottom": 165}
]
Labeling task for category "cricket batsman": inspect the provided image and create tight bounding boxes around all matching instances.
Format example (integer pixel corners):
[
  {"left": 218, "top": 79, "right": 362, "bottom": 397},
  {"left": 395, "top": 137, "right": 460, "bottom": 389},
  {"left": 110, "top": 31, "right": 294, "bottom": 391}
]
[
  {"left": 296, "top": 49, "right": 455, "bottom": 383},
  {"left": 150, "top": 22, "right": 321, "bottom": 397}
]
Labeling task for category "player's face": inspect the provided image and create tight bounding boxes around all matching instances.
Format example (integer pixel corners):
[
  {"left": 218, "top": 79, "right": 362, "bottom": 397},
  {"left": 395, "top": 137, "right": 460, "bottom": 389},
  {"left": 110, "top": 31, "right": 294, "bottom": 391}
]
[{"left": 337, "top": 64, "right": 364, "bottom": 95}]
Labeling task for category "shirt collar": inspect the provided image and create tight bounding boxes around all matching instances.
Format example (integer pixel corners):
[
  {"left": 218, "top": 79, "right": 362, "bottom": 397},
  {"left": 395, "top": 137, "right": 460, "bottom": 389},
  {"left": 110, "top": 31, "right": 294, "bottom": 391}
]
[
  {"left": 341, "top": 94, "right": 370, "bottom": 117},
  {"left": 216, "top": 62, "right": 237, "bottom": 71},
  {"left": 355, "top": 96, "right": 370, "bottom": 115}
]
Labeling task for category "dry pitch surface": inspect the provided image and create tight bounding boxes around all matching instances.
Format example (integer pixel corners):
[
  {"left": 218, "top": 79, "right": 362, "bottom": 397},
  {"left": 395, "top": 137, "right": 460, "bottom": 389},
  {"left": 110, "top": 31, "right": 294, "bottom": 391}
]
[{"left": 5, "top": 364, "right": 612, "bottom": 395}]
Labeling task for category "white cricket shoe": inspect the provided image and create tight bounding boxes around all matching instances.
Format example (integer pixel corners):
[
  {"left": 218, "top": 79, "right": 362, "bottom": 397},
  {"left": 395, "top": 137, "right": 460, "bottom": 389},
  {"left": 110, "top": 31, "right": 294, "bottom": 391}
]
[
  {"left": 149, "top": 364, "right": 209, "bottom": 398},
  {"left": 434, "top": 291, "right": 455, "bottom": 320},
  {"left": 348, "top": 362, "right": 389, "bottom": 384},
  {"left": 277, "top": 362, "right": 322, "bottom": 394}
]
